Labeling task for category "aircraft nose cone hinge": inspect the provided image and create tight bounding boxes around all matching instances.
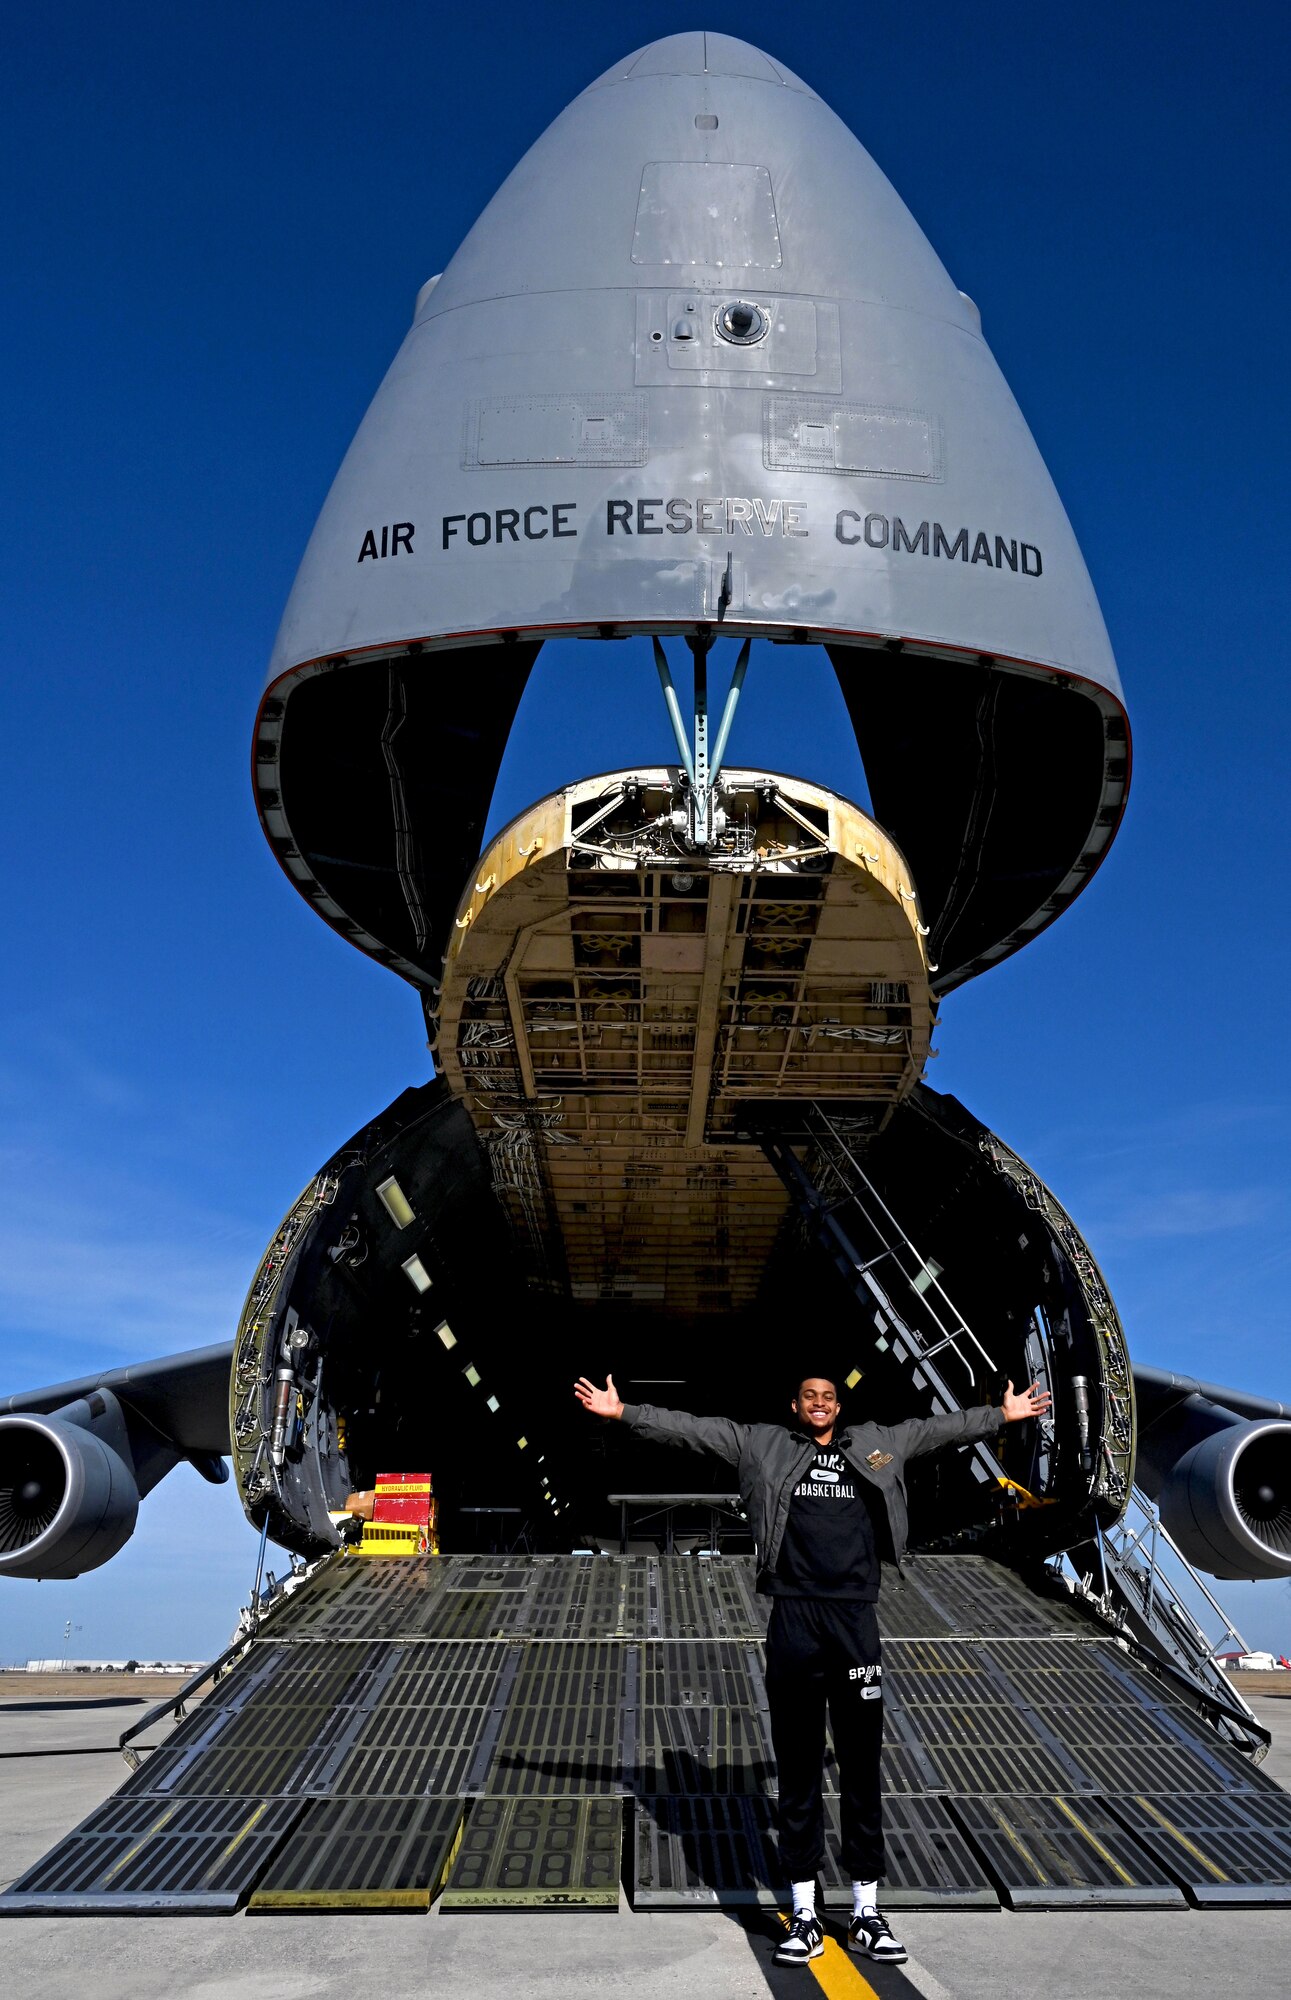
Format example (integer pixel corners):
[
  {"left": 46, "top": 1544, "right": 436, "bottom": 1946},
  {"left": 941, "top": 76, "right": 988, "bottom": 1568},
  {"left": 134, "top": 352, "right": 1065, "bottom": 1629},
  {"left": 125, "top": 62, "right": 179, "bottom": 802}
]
[{"left": 651, "top": 631, "right": 751, "bottom": 851}]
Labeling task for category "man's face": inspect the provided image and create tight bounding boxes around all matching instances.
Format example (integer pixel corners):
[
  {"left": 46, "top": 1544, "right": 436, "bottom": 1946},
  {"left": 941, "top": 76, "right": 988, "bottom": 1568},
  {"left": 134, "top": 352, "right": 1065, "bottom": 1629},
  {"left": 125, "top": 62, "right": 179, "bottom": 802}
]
[{"left": 792, "top": 1378, "right": 840, "bottom": 1436}]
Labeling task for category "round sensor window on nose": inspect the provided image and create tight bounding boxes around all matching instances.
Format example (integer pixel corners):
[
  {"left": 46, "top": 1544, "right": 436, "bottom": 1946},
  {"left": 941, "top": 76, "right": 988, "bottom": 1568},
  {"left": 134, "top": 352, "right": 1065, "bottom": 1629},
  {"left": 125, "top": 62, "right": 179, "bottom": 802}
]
[{"left": 716, "top": 300, "right": 769, "bottom": 346}]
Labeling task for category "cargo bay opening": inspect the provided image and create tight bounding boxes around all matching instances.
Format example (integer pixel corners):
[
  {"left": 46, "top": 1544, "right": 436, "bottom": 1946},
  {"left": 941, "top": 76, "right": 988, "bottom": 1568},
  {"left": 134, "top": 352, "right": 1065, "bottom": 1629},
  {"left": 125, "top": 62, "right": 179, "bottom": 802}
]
[{"left": 232, "top": 748, "right": 1132, "bottom": 1568}]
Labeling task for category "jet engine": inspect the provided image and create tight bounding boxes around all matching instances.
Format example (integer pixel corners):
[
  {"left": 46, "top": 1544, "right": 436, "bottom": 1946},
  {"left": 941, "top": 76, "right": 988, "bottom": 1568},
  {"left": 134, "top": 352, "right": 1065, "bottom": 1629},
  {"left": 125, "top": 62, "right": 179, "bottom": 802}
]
[
  {"left": 1154, "top": 1421, "right": 1291, "bottom": 1581},
  {"left": 1133, "top": 1368, "right": 1291, "bottom": 1580},
  {"left": 0, "top": 1395, "right": 140, "bottom": 1581}
]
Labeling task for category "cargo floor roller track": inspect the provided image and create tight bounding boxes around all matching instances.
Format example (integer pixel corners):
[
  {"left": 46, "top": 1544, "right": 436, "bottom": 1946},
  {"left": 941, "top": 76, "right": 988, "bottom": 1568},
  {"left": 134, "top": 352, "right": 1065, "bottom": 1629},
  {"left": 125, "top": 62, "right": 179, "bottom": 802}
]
[{"left": 5, "top": 1552, "right": 1291, "bottom": 1915}]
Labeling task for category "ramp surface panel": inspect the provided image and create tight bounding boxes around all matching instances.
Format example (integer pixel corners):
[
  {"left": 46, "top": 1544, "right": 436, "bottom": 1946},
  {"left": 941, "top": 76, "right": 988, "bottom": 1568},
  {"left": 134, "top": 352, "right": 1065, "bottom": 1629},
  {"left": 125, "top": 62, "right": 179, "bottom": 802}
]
[
  {"left": 250, "top": 1796, "right": 463, "bottom": 1911},
  {"left": 195, "top": 1640, "right": 381, "bottom": 1709},
  {"left": 1107, "top": 1792, "right": 1291, "bottom": 1905},
  {"left": 890, "top": 1557, "right": 1092, "bottom": 1639},
  {"left": 2, "top": 1795, "right": 305, "bottom": 1914},
  {"left": 117, "top": 1742, "right": 332, "bottom": 1800},
  {"left": 485, "top": 1703, "right": 625, "bottom": 1796},
  {"left": 633, "top": 1796, "right": 789, "bottom": 1908},
  {"left": 262, "top": 1558, "right": 449, "bottom": 1640},
  {"left": 326, "top": 1742, "right": 483, "bottom": 1799},
  {"left": 636, "top": 1704, "right": 775, "bottom": 1797},
  {"left": 948, "top": 1793, "right": 1188, "bottom": 1908},
  {"left": 506, "top": 1641, "right": 625, "bottom": 1706},
  {"left": 655, "top": 1560, "right": 764, "bottom": 1639},
  {"left": 6, "top": 1550, "right": 1290, "bottom": 1915},
  {"left": 877, "top": 1794, "right": 1001, "bottom": 1908},
  {"left": 441, "top": 1798, "right": 622, "bottom": 1909},
  {"left": 640, "top": 1641, "right": 766, "bottom": 1709},
  {"left": 523, "top": 1560, "right": 652, "bottom": 1639},
  {"left": 632, "top": 1795, "right": 998, "bottom": 1909},
  {"left": 113, "top": 1635, "right": 509, "bottom": 1803}
]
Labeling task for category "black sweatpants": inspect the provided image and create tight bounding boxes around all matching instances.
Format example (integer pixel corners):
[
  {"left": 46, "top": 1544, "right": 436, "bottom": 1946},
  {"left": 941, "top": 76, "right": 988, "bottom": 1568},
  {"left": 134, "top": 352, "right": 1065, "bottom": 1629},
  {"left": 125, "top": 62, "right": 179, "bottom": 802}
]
[{"left": 763, "top": 1595, "right": 884, "bottom": 1882}]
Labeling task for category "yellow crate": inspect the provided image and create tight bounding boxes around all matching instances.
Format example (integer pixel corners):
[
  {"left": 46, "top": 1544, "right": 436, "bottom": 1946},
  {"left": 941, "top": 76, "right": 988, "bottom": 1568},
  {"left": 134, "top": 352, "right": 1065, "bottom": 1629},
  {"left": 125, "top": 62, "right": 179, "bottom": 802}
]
[{"left": 355, "top": 1521, "right": 424, "bottom": 1558}]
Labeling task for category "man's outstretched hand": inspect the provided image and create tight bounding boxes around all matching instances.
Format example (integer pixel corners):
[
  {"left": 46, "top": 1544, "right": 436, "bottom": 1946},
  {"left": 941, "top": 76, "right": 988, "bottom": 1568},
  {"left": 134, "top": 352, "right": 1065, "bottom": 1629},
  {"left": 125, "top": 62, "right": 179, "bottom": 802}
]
[
  {"left": 575, "top": 1374, "right": 624, "bottom": 1420},
  {"left": 1001, "top": 1378, "right": 1052, "bottom": 1422}
]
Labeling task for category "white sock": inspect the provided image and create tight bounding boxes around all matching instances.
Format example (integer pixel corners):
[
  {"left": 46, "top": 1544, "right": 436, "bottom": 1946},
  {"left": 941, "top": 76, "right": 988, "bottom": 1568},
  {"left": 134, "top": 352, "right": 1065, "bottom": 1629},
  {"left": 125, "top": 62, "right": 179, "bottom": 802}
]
[
  {"left": 792, "top": 1878, "right": 816, "bottom": 1917},
  {"left": 852, "top": 1878, "right": 878, "bottom": 1917}
]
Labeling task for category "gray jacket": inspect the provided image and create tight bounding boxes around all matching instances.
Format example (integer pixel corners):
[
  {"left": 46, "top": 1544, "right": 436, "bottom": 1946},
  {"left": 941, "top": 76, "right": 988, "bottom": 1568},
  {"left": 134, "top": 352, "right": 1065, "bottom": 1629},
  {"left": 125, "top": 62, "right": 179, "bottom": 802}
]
[{"left": 620, "top": 1400, "right": 1007, "bottom": 1587}]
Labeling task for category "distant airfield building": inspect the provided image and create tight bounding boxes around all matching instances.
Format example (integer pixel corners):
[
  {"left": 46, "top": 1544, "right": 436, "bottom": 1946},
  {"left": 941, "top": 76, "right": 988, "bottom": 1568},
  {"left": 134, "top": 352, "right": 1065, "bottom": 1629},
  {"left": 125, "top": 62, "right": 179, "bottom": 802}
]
[{"left": 22, "top": 1659, "right": 204, "bottom": 1674}]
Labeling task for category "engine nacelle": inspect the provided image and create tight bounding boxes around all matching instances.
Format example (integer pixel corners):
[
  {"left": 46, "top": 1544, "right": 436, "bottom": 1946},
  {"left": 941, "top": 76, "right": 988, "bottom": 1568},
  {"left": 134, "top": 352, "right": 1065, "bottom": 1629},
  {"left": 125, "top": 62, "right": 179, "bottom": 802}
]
[
  {"left": 1157, "top": 1420, "right": 1291, "bottom": 1581},
  {"left": 0, "top": 1404, "right": 140, "bottom": 1580}
]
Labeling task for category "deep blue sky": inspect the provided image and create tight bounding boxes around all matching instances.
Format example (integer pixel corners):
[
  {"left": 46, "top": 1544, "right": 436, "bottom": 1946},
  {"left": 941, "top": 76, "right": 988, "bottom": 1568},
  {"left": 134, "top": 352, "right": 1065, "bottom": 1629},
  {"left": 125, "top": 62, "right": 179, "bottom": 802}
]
[{"left": 3, "top": 3, "right": 1289, "bottom": 1661}]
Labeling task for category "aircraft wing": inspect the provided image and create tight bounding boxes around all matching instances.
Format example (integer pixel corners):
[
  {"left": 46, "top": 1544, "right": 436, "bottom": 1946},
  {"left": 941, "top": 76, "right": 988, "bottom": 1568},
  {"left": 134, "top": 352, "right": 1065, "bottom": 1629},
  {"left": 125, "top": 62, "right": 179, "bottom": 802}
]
[
  {"left": 1132, "top": 1364, "right": 1291, "bottom": 1423},
  {"left": 0, "top": 1341, "right": 233, "bottom": 1457},
  {"left": 0, "top": 1341, "right": 236, "bottom": 1580}
]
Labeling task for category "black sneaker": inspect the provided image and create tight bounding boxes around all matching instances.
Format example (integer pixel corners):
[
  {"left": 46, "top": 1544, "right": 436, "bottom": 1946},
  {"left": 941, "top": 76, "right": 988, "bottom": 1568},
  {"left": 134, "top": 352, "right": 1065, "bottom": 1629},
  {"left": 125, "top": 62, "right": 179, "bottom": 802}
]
[
  {"left": 774, "top": 1912, "right": 825, "bottom": 1964},
  {"left": 848, "top": 1908, "right": 908, "bottom": 1962}
]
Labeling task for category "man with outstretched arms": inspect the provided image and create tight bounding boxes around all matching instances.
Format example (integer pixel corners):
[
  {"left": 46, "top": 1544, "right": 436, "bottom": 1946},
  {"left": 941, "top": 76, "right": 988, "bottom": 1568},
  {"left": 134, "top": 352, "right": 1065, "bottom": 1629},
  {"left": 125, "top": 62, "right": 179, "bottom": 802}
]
[{"left": 575, "top": 1369, "right": 1050, "bottom": 1966}]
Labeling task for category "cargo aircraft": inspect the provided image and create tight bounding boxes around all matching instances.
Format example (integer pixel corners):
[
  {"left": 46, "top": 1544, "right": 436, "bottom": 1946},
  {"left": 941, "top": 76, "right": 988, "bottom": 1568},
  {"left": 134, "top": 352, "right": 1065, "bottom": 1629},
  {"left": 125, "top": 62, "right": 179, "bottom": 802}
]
[{"left": 3, "top": 30, "right": 1288, "bottom": 1688}]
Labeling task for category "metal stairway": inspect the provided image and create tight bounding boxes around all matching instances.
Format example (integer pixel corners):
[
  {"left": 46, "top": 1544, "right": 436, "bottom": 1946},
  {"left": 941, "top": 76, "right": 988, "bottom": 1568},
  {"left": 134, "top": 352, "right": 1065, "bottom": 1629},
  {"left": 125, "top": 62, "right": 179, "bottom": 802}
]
[
  {"left": 1063, "top": 1488, "right": 1269, "bottom": 1760},
  {"left": 4, "top": 1549, "right": 1290, "bottom": 1916},
  {"left": 757, "top": 1106, "right": 1005, "bottom": 1492}
]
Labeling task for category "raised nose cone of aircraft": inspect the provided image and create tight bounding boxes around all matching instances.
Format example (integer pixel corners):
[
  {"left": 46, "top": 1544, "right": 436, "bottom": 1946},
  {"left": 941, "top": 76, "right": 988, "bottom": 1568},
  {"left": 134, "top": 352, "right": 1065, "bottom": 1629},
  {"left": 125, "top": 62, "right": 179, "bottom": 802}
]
[{"left": 257, "top": 32, "right": 1128, "bottom": 993}]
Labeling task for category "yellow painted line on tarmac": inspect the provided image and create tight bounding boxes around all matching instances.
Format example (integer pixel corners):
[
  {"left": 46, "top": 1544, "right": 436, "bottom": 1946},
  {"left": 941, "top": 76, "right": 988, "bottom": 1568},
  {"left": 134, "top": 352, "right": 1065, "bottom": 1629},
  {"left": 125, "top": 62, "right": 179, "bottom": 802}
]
[
  {"left": 1132, "top": 1795, "right": 1231, "bottom": 1882},
  {"left": 1052, "top": 1795, "right": 1134, "bottom": 1886},
  {"left": 812, "top": 1934, "right": 888, "bottom": 2000},
  {"left": 777, "top": 1912, "right": 883, "bottom": 2000}
]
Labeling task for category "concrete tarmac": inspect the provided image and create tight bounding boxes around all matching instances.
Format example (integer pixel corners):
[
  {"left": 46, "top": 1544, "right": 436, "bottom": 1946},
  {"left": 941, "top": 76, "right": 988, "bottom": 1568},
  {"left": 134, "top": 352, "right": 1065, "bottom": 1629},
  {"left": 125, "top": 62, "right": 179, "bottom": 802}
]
[{"left": 1, "top": 1694, "right": 1287, "bottom": 2000}]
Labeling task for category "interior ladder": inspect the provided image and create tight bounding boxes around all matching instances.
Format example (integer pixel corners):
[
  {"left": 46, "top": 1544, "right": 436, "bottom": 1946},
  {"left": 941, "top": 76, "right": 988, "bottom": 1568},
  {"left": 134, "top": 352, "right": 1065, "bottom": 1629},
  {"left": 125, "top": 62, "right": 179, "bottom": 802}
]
[{"left": 755, "top": 1106, "right": 1004, "bottom": 1497}]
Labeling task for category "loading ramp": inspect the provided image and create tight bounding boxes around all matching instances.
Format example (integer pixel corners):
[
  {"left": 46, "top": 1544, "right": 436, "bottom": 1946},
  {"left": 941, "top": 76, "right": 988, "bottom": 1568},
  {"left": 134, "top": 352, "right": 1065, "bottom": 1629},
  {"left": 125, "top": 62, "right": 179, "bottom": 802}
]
[{"left": 4, "top": 1550, "right": 1290, "bottom": 1916}]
